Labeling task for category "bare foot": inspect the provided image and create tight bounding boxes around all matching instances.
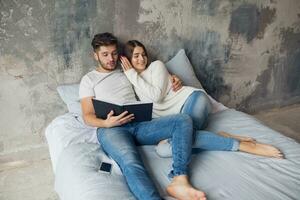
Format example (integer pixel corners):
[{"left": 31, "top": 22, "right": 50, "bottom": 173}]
[
  {"left": 218, "top": 131, "right": 256, "bottom": 142},
  {"left": 166, "top": 175, "right": 206, "bottom": 200},
  {"left": 158, "top": 139, "right": 168, "bottom": 145},
  {"left": 239, "top": 141, "right": 284, "bottom": 159}
]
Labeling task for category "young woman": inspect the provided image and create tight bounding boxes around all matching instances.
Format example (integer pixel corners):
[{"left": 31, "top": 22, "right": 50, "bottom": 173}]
[{"left": 120, "top": 40, "right": 284, "bottom": 159}]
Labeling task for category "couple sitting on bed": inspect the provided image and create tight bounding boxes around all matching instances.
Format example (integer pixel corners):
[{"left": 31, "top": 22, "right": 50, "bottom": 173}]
[{"left": 79, "top": 32, "right": 283, "bottom": 200}]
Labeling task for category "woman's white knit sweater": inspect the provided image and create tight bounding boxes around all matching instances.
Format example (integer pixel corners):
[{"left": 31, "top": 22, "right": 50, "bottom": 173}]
[{"left": 124, "top": 60, "right": 200, "bottom": 118}]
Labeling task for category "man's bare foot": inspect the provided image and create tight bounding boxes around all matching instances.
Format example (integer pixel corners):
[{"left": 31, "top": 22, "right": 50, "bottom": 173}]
[
  {"left": 239, "top": 141, "right": 284, "bottom": 158},
  {"left": 166, "top": 175, "right": 206, "bottom": 200},
  {"left": 218, "top": 131, "right": 256, "bottom": 142}
]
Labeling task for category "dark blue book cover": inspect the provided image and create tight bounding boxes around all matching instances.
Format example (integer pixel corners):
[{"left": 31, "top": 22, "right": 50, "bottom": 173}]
[{"left": 92, "top": 99, "right": 153, "bottom": 122}]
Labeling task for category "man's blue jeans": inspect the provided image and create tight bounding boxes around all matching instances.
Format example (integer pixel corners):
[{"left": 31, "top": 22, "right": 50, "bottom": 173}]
[
  {"left": 156, "top": 91, "right": 239, "bottom": 157},
  {"left": 97, "top": 114, "right": 193, "bottom": 200}
]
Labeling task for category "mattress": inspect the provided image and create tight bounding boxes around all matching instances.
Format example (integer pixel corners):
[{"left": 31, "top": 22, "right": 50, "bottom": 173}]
[{"left": 45, "top": 109, "right": 300, "bottom": 200}]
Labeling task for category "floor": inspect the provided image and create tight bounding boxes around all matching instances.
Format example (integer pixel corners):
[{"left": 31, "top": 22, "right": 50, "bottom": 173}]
[
  {"left": 0, "top": 104, "right": 299, "bottom": 200},
  {"left": 253, "top": 103, "right": 300, "bottom": 143}
]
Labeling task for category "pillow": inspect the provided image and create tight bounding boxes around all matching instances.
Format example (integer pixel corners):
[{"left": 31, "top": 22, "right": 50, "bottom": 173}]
[
  {"left": 165, "top": 49, "right": 203, "bottom": 89},
  {"left": 57, "top": 84, "right": 82, "bottom": 115}
]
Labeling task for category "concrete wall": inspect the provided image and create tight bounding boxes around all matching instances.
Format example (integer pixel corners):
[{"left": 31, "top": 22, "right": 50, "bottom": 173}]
[
  {"left": 0, "top": 0, "right": 299, "bottom": 153},
  {"left": 114, "top": 0, "right": 300, "bottom": 112}
]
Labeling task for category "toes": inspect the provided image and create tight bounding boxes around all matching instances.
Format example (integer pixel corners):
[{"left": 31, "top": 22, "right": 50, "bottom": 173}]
[
  {"left": 246, "top": 138, "right": 256, "bottom": 142},
  {"left": 275, "top": 155, "right": 284, "bottom": 159},
  {"left": 190, "top": 188, "right": 206, "bottom": 200},
  {"left": 195, "top": 193, "right": 206, "bottom": 200},
  {"left": 239, "top": 136, "right": 256, "bottom": 142},
  {"left": 277, "top": 152, "right": 285, "bottom": 159},
  {"left": 200, "top": 195, "right": 207, "bottom": 200},
  {"left": 247, "top": 137, "right": 256, "bottom": 142},
  {"left": 272, "top": 150, "right": 284, "bottom": 159}
]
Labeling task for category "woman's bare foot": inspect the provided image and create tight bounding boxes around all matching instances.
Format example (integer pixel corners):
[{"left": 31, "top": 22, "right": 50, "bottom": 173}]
[
  {"left": 158, "top": 139, "right": 168, "bottom": 145},
  {"left": 166, "top": 175, "right": 206, "bottom": 200},
  {"left": 239, "top": 141, "right": 284, "bottom": 158},
  {"left": 218, "top": 131, "right": 256, "bottom": 142}
]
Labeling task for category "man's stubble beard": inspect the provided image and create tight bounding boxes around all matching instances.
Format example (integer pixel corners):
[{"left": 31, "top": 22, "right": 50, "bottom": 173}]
[
  {"left": 96, "top": 54, "right": 117, "bottom": 72},
  {"left": 98, "top": 60, "right": 116, "bottom": 71}
]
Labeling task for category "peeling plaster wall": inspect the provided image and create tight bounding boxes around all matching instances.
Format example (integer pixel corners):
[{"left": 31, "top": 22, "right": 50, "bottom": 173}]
[
  {"left": 114, "top": 0, "right": 300, "bottom": 112},
  {"left": 0, "top": 0, "right": 114, "bottom": 153},
  {"left": 0, "top": 0, "right": 299, "bottom": 153}
]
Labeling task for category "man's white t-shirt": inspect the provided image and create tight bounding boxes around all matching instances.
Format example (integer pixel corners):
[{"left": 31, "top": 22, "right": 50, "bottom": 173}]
[
  {"left": 79, "top": 68, "right": 138, "bottom": 143},
  {"left": 79, "top": 69, "right": 137, "bottom": 104}
]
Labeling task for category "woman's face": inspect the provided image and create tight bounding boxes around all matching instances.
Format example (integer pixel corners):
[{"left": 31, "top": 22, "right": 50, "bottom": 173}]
[{"left": 131, "top": 46, "right": 148, "bottom": 72}]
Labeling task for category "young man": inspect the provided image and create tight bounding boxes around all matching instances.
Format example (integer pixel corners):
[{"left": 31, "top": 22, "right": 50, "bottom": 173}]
[{"left": 79, "top": 32, "right": 206, "bottom": 200}]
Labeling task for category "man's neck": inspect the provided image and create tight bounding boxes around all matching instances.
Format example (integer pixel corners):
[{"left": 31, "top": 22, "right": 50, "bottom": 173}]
[{"left": 96, "top": 65, "right": 115, "bottom": 73}]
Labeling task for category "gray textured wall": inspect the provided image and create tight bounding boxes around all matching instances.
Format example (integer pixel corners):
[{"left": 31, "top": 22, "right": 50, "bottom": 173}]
[{"left": 0, "top": 0, "right": 299, "bottom": 153}]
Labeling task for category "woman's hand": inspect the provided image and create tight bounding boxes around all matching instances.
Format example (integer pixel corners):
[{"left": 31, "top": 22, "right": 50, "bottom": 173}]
[
  {"left": 104, "top": 110, "right": 134, "bottom": 128},
  {"left": 120, "top": 56, "right": 133, "bottom": 71}
]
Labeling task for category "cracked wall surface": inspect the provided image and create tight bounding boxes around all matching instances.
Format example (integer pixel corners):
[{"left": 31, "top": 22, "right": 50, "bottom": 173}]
[{"left": 0, "top": 0, "right": 299, "bottom": 153}]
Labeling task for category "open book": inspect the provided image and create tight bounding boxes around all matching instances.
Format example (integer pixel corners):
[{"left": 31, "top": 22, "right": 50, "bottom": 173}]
[{"left": 92, "top": 99, "right": 153, "bottom": 122}]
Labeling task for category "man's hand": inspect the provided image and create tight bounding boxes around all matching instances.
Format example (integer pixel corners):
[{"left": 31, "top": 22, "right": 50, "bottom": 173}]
[
  {"left": 104, "top": 110, "right": 134, "bottom": 128},
  {"left": 170, "top": 75, "right": 183, "bottom": 92}
]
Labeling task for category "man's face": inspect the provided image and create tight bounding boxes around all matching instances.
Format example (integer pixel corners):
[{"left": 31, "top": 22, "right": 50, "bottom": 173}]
[{"left": 94, "top": 45, "right": 118, "bottom": 72}]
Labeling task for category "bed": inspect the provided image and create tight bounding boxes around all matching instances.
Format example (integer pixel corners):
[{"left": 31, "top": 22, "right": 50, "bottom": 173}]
[{"left": 46, "top": 49, "right": 300, "bottom": 200}]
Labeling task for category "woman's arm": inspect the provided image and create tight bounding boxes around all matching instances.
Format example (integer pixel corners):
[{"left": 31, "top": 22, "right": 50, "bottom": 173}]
[{"left": 121, "top": 57, "right": 170, "bottom": 102}]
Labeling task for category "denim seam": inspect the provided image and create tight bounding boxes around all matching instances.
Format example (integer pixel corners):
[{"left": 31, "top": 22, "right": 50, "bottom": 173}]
[{"left": 172, "top": 117, "right": 189, "bottom": 177}]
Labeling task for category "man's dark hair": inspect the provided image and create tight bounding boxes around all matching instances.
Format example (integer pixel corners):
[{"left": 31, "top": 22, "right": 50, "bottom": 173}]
[{"left": 91, "top": 32, "right": 118, "bottom": 52}]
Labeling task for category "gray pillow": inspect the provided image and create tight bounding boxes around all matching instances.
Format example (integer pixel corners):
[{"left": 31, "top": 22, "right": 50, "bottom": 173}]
[
  {"left": 57, "top": 84, "right": 82, "bottom": 115},
  {"left": 165, "top": 49, "right": 203, "bottom": 89}
]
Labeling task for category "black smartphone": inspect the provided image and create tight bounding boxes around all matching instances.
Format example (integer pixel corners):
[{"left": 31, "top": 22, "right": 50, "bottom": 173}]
[{"left": 99, "top": 162, "right": 112, "bottom": 174}]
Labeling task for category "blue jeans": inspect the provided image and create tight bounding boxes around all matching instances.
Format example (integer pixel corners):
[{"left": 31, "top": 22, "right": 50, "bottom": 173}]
[
  {"left": 156, "top": 91, "right": 239, "bottom": 157},
  {"left": 97, "top": 114, "right": 193, "bottom": 200},
  {"left": 181, "top": 91, "right": 239, "bottom": 151}
]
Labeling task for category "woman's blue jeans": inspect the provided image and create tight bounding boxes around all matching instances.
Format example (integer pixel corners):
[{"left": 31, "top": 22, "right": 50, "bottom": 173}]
[
  {"left": 156, "top": 91, "right": 239, "bottom": 157},
  {"left": 182, "top": 91, "right": 239, "bottom": 152},
  {"left": 97, "top": 114, "right": 193, "bottom": 200}
]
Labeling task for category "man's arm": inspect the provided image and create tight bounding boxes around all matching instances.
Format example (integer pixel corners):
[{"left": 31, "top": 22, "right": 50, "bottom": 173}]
[
  {"left": 170, "top": 74, "right": 183, "bottom": 92},
  {"left": 81, "top": 97, "right": 134, "bottom": 128}
]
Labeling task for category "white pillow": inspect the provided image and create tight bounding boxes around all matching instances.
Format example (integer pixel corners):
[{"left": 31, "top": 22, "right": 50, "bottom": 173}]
[
  {"left": 165, "top": 49, "right": 203, "bottom": 89},
  {"left": 57, "top": 84, "right": 82, "bottom": 114}
]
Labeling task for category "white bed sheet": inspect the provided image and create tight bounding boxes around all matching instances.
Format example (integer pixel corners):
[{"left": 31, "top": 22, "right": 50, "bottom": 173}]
[
  {"left": 45, "top": 113, "right": 97, "bottom": 173},
  {"left": 46, "top": 109, "right": 300, "bottom": 200}
]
